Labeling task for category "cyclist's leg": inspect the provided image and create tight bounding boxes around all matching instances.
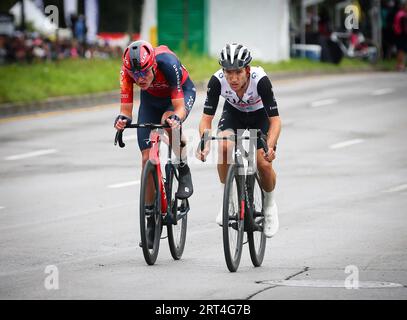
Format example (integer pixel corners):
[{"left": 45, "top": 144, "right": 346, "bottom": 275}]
[
  {"left": 248, "top": 110, "right": 278, "bottom": 237},
  {"left": 162, "top": 78, "right": 196, "bottom": 199},
  {"left": 161, "top": 77, "right": 196, "bottom": 165},
  {"left": 246, "top": 109, "right": 276, "bottom": 192},
  {"left": 137, "top": 94, "right": 166, "bottom": 204},
  {"left": 137, "top": 94, "right": 169, "bottom": 246},
  {"left": 214, "top": 103, "right": 243, "bottom": 225},
  {"left": 217, "top": 102, "right": 242, "bottom": 184}
]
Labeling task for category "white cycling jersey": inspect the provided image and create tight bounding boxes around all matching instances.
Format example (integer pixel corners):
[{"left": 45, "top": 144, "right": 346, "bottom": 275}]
[{"left": 213, "top": 66, "right": 268, "bottom": 113}]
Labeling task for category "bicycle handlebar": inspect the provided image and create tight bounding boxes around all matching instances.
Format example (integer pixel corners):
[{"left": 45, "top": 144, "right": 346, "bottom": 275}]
[
  {"left": 198, "top": 130, "right": 275, "bottom": 162},
  {"left": 114, "top": 123, "right": 171, "bottom": 148}
]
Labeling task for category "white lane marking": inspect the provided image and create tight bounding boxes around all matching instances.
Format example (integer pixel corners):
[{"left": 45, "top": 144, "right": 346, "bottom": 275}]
[
  {"left": 310, "top": 98, "right": 338, "bottom": 108},
  {"left": 4, "top": 149, "right": 58, "bottom": 161},
  {"left": 107, "top": 180, "right": 140, "bottom": 189},
  {"left": 329, "top": 139, "right": 364, "bottom": 150},
  {"left": 371, "top": 88, "right": 394, "bottom": 96},
  {"left": 383, "top": 184, "right": 407, "bottom": 193}
]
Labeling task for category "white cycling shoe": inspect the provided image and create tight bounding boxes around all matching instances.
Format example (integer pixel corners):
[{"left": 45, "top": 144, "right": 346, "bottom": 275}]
[
  {"left": 263, "top": 201, "right": 279, "bottom": 238},
  {"left": 216, "top": 208, "right": 223, "bottom": 226}
]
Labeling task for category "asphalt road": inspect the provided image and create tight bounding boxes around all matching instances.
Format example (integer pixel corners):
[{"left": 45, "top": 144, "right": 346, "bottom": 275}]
[{"left": 0, "top": 72, "right": 406, "bottom": 300}]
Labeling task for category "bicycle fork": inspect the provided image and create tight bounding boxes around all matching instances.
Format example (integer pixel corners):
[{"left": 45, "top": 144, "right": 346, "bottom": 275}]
[{"left": 236, "top": 170, "right": 246, "bottom": 221}]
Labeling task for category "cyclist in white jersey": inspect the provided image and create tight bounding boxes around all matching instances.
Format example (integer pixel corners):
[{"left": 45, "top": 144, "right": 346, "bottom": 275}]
[{"left": 196, "top": 43, "right": 282, "bottom": 238}]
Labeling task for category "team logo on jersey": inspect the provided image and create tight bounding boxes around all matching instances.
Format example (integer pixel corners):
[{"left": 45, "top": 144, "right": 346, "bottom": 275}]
[
  {"left": 150, "top": 81, "right": 170, "bottom": 89},
  {"left": 252, "top": 73, "right": 257, "bottom": 79},
  {"left": 219, "top": 72, "right": 224, "bottom": 78},
  {"left": 172, "top": 64, "right": 181, "bottom": 91}
]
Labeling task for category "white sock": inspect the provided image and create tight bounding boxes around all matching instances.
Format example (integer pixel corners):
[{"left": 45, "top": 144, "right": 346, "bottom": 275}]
[{"left": 264, "top": 190, "right": 275, "bottom": 208}]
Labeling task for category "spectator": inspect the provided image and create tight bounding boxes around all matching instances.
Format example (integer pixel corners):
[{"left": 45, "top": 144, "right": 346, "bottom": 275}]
[
  {"left": 32, "top": 37, "right": 46, "bottom": 61},
  {"left": 393, "top": 0, "right": 407, "bottom": 71},
  {"left": 381, "top": 0, "right": 397, "bottom": 59},
  {"left": 70, "top": 13, "right": 78, "bottom": 37},
  {"left": 0, "top": 30, "right": 123, "bottom": 65},
  {"left": 0, "top": 35, "right": 7, "bottom": 64},
  {"left": 74, "top": 15, "right": 87, "bottom": 45},
  {"left": 70, "top": 40, "right": 79, "bottom": 59}
]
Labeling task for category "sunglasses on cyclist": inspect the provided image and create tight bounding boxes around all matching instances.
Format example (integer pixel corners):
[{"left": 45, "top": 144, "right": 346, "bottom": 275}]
[{"left": 127, "top": 67, "right": 153, "bottom": 80}]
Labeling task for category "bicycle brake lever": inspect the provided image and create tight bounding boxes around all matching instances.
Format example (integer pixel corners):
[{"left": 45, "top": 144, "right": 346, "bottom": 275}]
[{"left": 115, "top": 130, "right": 125, "bottom": 148}]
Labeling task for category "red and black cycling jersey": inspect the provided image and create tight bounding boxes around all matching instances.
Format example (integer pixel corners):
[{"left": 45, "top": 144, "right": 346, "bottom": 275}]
[{"left": 120, "top": 45, "right": 189, "bottom": 104}]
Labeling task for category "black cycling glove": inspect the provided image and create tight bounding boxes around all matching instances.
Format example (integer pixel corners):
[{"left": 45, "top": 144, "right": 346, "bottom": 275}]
[
  {"left": 114, "top": 115, "right": 132, "bottom": 128},
  {"left": 167, "top": 114, "right": 181, "bottom": 125}
]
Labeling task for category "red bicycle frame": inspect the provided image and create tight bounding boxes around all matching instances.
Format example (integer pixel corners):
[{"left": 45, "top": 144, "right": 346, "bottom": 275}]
[{"left": 148, "top": 130, "right": 168, "bottom": 216}]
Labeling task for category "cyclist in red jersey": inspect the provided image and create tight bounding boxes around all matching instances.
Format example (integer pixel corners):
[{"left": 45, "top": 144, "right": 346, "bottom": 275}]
[{"left": 114, "top": 40, "right": 196, "bottom": 246}]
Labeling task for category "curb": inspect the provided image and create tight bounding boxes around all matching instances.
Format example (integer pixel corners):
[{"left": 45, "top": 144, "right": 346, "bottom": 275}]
[{"left": 0, "top": 67, "right": 379, "bottom": 118}]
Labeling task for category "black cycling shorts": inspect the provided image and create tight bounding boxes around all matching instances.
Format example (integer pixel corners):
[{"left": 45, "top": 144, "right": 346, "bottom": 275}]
[{"left": 217, "top": 102, "right": 270, "bottom": 150}]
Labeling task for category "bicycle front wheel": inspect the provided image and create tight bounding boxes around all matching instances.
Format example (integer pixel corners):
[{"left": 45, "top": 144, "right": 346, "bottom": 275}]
[
  {"left": 167, "top": 164, "right": 187, "bottom": 260},
  {"left": 140, "top": 160, "right": 162, "bottom": 265},
  {"left": 223, "top": 164, "right": 244, "bottom": 272},
  {"left": 247, "top": 174, "right": 266, "bottom": 267}
]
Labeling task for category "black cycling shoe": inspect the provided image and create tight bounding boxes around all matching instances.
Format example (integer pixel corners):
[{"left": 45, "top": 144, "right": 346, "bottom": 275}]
[{"left": 175, "top": 163, "right": 193, "bottom": 199}]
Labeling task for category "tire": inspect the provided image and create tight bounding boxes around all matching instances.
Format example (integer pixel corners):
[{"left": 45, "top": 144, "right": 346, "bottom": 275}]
[
  {"left": 247, "top": 174, "right": 266, "bottom": 267},
  {"left": 223, "top": 164, "right": 244, "bottom": 272},
  {"left": 167, "top": 164, "right": 187, "bottom": 260},
  {"left": 139, "top": 160, "right": 162, "bottom": 265}
]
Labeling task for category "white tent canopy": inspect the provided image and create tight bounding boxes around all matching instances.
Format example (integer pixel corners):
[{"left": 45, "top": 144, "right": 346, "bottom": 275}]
[{"left": 10, "top": 0, "right": 58, "bottom": 36}]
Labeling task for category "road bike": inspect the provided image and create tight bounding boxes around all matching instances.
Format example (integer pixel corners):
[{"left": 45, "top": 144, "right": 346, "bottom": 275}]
[
  {"left": 200, "top": 130, "right": 272, "bottom": 272},
  {"left": 115, "top": 124, "right": 189, "bottom": 265}
]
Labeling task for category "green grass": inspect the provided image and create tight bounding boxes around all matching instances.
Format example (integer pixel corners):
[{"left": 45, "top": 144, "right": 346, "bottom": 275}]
[
  {"left": 0, "top": 59, "right": 122, "bottom": 104},
  {"left": 0, "top": 55, "right": 395, "bottom": 105}
]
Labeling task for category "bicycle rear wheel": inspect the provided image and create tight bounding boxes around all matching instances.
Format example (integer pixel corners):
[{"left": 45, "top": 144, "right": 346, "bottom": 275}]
[
  {"left": 223, "top": 164, "right": 244, "bottom": 272},
  {"left": 167, "top": 164, "right": 187, "bottom": 260},
  {"left": 247, "top": 174, "right": 266, "bottom": 267},
  {"left": 140, "top": 160, "right": 162, "bottom": 265}
]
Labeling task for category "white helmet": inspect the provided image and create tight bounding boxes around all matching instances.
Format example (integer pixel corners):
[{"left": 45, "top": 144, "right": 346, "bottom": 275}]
[{"left": 219, "top": 43, "right": 252, "bottom": 70}]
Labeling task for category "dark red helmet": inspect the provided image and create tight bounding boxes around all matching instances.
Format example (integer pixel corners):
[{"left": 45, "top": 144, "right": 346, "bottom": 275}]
[{"left": 122, "top": 40, "right": 155, "bottom": 74}]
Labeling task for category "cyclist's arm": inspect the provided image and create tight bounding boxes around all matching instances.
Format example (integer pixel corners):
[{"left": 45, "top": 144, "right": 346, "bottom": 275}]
[
  {"left": 158, "top": 54, "right": 187, "bottom": 121},
  {"left": 199, "top": 75, "right": 221, "bottom": 136},
  {"left": 267, "top": 116, "right": 281, "bottom": 152},
  {"left": 257, "top": 76, "right": 281, "bottom": 150},
  {"left": 171, "top": 98, "right": 187, "bottom": 121},
  {"left": 120, "top": 68, "right": 134, "bottom": 118},
  {"left": 199, "top": 114, "right": 214, "bottom": 138}
]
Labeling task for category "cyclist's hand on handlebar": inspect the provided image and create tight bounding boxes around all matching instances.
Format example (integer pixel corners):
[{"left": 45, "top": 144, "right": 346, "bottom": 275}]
[
  {"left": 114, "top": 115, "right": 132, "bottom": 131},
  {"left": 262, "top": 144, "right": 276, "bottom": 162},
  {"left": 196, "top": 142, "right": 211, "bottom": 162},
  {"left": 166, "top": 114, "right": 181, "bottom": 130}
]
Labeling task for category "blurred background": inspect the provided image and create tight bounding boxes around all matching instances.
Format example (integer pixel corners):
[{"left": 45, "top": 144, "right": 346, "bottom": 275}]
[{"left": 0, "top": 0, "right": 406, "bottom": 106}]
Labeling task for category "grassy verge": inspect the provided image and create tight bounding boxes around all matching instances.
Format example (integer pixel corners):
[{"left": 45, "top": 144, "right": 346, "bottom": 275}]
[
  {"left": 0, "top": 55, "right": 396, "bottom": 105},
  {"left": 0, "top": 59, "right": 121, "bottom": 104}
]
